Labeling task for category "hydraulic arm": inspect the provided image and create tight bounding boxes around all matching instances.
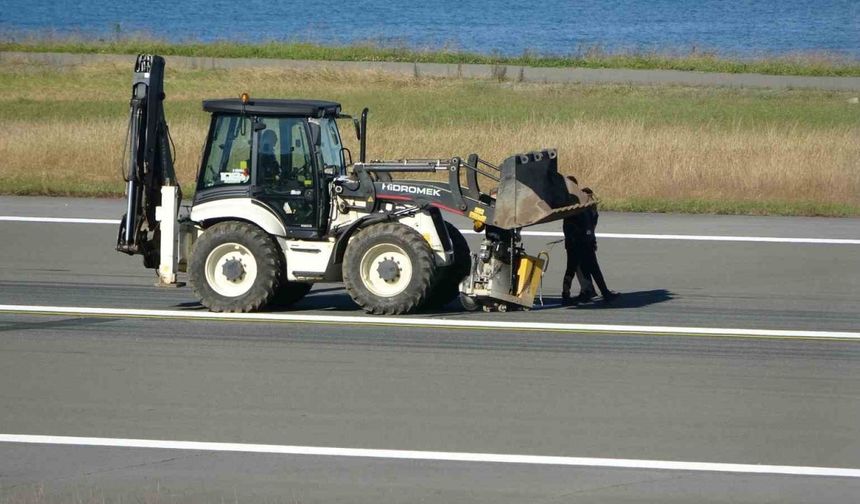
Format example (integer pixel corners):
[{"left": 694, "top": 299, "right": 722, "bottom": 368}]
[{"left": 116, "top": 54, "right": 181, "bottom": 274}]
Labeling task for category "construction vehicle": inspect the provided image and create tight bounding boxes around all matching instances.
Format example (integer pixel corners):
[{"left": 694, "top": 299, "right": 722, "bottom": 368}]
[{"left": 117, "top": 54, "right": 595, "bottom": 314}]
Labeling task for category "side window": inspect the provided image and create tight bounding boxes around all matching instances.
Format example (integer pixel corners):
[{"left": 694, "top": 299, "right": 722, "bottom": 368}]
[
  {"left": 254, "top": 118, "right": 316, "bottom": 228},
  {"left": 290, "top": 121, "right": 312, "bottom": 184},
  {"left": 256, "top": 118, "right": 313, "bottom": 191},
  {"left": 199, "top": 115, "right": 252, "bottom": 188},
  {"left": 318, "top": 117, "right": 344, "bottom": 173}
]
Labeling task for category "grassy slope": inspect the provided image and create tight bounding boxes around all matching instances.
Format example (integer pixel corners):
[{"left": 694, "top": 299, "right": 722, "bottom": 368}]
[
  {"left": 2, "top": 39, "right": 860, "bottom": 77},
  {"left": 0, "top": 61, "right": 858, "bottom": 216}
]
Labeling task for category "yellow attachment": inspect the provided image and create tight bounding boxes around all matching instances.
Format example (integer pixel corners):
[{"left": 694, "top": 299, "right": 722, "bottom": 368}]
[
  {"left": 468, "top": 211, "right": 487, "bottom": 223},
  {"left": 241, "top": 92, "right": 250, "bottom": 104},
  {"left": 515, "top": 254, "right": 546, "bottom": 306}
]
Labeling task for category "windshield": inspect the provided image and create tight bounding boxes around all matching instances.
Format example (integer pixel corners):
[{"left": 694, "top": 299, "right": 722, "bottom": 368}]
[
  {"left": 315, "top": 117, "right": 345, "bottom": 174},
  {"left": 198, "top": 114, "right": 252, "bottom": 189}
]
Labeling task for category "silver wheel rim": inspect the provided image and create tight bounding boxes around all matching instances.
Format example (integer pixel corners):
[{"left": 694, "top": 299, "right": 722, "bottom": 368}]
[
  {"left": 359, "top": 243, "right": 413, "bottom": 298},
  {"left": 205, "top": 243, "right": 258, "bottom": 298}
]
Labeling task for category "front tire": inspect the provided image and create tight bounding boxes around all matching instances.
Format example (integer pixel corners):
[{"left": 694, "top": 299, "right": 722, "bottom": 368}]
[
  {"left": 343, "top": 222, "right": 436, "bottom": 315},
  {"left": 189, "top": 221, "right": 282, "bottom": 312}
]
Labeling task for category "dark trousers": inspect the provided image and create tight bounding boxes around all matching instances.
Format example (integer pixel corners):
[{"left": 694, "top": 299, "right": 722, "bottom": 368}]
[{"left": 562, "top": 241, "right": 610, "bottom": 297}]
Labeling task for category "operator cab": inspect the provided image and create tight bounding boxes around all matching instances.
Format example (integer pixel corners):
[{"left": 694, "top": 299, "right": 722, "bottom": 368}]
[{"left": 195, "top": 98, "right": 348, "bottom": 238}]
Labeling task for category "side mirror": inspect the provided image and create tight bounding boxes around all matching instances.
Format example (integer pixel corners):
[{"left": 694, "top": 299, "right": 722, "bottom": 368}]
[{"left": 308, "top": 122, "right": 322, "bottom": 147}]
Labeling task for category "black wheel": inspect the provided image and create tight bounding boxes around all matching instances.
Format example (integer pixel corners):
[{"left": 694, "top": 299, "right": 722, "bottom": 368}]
[
  {"left": 343, "top": 222, "right": 436, "bottom": 315},
  {"left": 269, "top": 281, "right": 312, "bottom": 309},
  {"left": 423, "top": 222, "right": 471, "bottom": 309},
  {"left": 459, "top": 293, "right": 481, "bottom": 312},
  {"left": 189, "top": 221, "right": 282, "bottom": 313}
]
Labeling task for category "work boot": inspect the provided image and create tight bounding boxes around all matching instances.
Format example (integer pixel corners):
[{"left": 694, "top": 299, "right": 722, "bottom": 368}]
[
  {"left": 575, "top": 290, "right": 596, "bottom": 303},
  {"left": 561, "top": 294, "right": 578, "bottom": 306},
  {"left": 601, "top": 291, "right": 621, "bottom": 304}
]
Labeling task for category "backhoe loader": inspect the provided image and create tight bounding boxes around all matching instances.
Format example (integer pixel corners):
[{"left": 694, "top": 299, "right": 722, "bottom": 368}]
[{"left": 117, "top": 54, "right": 595, "bottom": 314}]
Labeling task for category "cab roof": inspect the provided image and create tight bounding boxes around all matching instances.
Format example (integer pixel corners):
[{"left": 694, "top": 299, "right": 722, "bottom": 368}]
[{"left": 202, "top": 99, "right": 342, "bottom": 117}]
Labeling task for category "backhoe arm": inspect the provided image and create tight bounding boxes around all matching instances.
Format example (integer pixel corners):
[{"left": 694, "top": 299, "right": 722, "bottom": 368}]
[{"left": 116, "top": 54, "right": 180, "bottom": 269}]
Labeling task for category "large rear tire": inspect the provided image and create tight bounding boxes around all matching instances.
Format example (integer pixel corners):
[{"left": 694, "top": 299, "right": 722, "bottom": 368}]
[
  {"left": 343, "top": 222, "right": 436, "bottom": 315},
  {"left": 189, "top": 221, "right": 282, "bottom": 313},
  {"left": 423, "top": 222, "right": 471, "bottom": 309}
]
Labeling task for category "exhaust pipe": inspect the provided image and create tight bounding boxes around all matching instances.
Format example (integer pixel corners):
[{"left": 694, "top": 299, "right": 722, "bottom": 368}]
[{"left": 359, "top": 107, "right": 368, "bottom": 163}]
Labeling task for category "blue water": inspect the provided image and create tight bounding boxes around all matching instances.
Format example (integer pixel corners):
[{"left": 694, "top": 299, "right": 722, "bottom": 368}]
[{"left": 1, "top": 0, "right": 858, "bottom": 58}]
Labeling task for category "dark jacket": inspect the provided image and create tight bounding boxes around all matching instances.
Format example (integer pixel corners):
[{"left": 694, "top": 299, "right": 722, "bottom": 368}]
[{"left": 563, "top": 207, "right": 598, "bottom": 249}]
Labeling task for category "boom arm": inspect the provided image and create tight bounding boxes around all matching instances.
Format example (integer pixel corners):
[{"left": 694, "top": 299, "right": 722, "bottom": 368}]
[
  {"left": 339, "top": 150, "right": 594, "bottom": 230},
  {"left": 116, "top": 54, "right": 180, "bottom": 269}
]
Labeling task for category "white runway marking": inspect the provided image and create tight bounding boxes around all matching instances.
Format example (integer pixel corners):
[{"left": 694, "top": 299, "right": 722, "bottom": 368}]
[
  {"left": 1, "top": 304, "right": 859, "bottom": 341},
  {"left": 0, "top": 216, "right": 119, "bottom": 225},
  {"left": 521, "top": 230, "right": 860, "bottom": 245},
  {"left": 2, "top": 215, "right": 858, "bottom": 245},
  {"left": 1, "top": 434, "right": 858, "bottom": 478}
]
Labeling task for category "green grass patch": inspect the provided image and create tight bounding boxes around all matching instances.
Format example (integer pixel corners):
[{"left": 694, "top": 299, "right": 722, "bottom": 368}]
[
  {"left": 602, "top": 198, "right": 860, "bottom": 217},
  {"left": 0, "top": 64, "right": 855, "bottom": 130},
  {"left": 2, "top": 36, "right": 859, "bottom": 77}
]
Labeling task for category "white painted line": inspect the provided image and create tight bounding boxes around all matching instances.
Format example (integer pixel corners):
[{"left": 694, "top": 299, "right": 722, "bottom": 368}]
[
  {"left": 1, "top": 434, "right": 858, "bottom": 478},
  {"left": 479, "top": 229, "right": 860, "bottom": 245},
  {"left": 0, "top": 216, "right": 119, "bottom": 225},
  {"left": 589, "top": 232, "right": 860, "bottom": 245},
  {"left": 1, "top": 304, "right": 858, "bottom": 341},
  {"left": 2, "top": 215, "right": 858, "bottom": 244}
]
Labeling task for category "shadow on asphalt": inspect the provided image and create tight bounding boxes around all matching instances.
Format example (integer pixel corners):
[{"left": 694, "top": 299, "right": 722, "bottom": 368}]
[
  {"left": 565, "top": 289, "right": 674, "bottom": 310},
  {"left": 172, "top": 288, "right": 674, "bottom": 314}
]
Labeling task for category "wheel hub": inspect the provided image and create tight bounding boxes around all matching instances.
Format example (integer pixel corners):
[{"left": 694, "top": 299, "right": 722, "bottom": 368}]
[
  {"left": 204, "top": 242, "right": 259, "bottom": 298},
  {"left": 376, "top": 257, "right": 401, "bottom": 283},
  {"left": 359, "top": 243, "right": 413, "bottom": 298},
  {"left": 221, "top": 258, "right": 246, "bottom": 282}
]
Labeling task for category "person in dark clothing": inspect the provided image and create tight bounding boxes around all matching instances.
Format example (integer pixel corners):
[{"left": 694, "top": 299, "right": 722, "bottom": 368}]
[
  {"left": 572, "top": 187, "right": 597, "bottom": 302},
  {"left": 561, "top": 185, "right": 619, "bottom": 305},
  {"left": 258, "top": 130, "right": 281, "bottom": 183}
]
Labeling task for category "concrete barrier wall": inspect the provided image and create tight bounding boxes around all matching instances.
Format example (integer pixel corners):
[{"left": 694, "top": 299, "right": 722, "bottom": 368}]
[{"left": 2, "top": 51, "right": 858, "bottom": 91}]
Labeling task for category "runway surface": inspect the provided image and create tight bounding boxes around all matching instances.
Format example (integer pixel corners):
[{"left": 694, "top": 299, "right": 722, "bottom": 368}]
[{"left": 1, "top": 196, "right": 859, "bottom": 502}]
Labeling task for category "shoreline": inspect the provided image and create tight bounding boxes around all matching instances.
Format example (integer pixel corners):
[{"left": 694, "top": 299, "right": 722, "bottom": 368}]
[{"left": 2, "top": 38, "right": 858, "bottom": 78}]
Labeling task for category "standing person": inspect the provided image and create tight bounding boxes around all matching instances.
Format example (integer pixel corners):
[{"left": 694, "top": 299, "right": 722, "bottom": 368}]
[
  {"left": 573, "top": 187, "right": 597, "bottom": 302},
  {"left": 561, "top": 185, "right": 619, "bottom": 305}
]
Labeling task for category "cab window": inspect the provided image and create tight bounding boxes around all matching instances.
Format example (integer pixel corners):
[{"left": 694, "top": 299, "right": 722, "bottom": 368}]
[
  {"left": 255, "top": 117, "right": 313, "bottom": 190},
  {"left": 199, "top": 115, "right": 252, "bottom": 189},
  {"left": 254, "top": 117, "right": 316, "bottom": 227},
  {"left": 316, "top": 117, "right": 345, "bottom": 174}
]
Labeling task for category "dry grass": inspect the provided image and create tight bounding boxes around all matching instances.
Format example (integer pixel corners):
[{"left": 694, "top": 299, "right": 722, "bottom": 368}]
[
  {"left": 369, "top": 121, "right": 860, "bottom": 206},
  {"left": 3, "top": 117, "right": 856, "bottom": 208},
  {"left": 1, "top": 62, "right": 858, "bottom": 214}
]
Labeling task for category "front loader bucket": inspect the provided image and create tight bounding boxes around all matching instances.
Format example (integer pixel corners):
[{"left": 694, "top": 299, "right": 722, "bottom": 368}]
[{"left": 491, "top": 149, "right": 595, "bottom": 229}]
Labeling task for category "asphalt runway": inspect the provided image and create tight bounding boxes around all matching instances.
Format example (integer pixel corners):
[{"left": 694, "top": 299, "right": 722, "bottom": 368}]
[{"left": 1, "top": 196, "right": 859, "bottom": 502}]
